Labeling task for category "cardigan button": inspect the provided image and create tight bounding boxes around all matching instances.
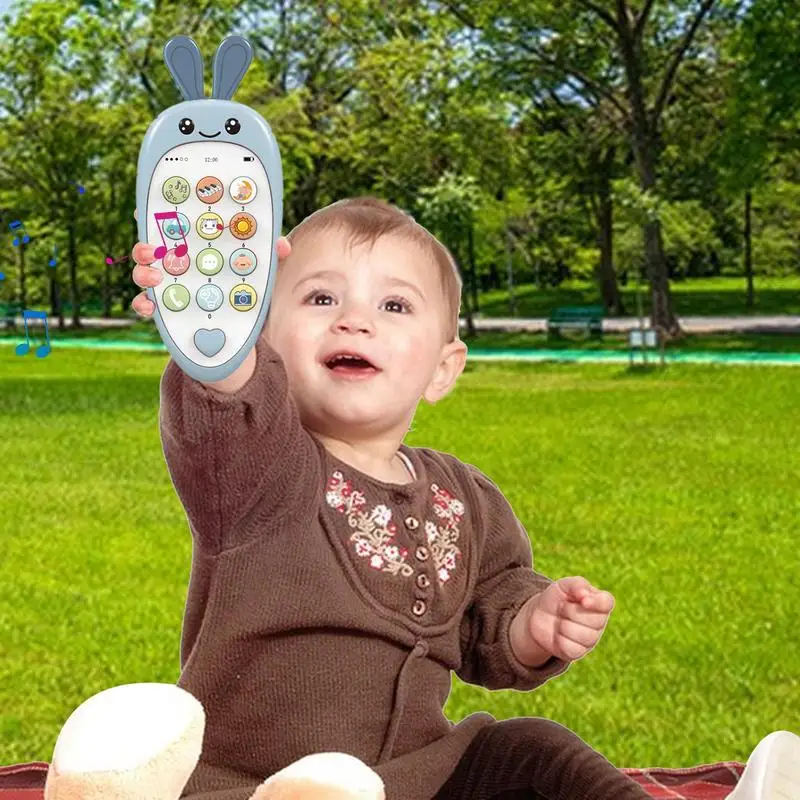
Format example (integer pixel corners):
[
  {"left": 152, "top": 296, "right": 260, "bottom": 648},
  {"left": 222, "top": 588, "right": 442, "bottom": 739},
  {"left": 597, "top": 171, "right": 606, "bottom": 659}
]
[
  {"left": 415, "top": 546, "right": 429, "bottom": 561},
  {"left": 412, "top": 600, "right": 426, "bottom": 616},
  {"left": 404, "top": 515, "right": 419, "bottom": 530},
  {"left": 416, "top": 573, "right": 430, "bottom": 589}
]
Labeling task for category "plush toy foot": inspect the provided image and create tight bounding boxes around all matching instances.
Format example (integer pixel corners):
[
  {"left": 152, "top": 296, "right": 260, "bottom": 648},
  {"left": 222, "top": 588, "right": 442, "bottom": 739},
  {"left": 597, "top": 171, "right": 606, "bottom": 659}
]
[
  {"left": 727, "top": 730, "right": 800, "bottom": 800},
  {"left": 250, "top": 753, "right": 384, "bottom": 800},
  {"left": 44, "top": 683, "right": 204, "bottom": 800}
]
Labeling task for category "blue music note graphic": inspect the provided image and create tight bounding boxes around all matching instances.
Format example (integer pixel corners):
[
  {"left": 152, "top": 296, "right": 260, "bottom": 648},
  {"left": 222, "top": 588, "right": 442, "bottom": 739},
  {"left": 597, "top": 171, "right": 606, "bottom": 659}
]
[
  {"left": 9, "top": 220, "right": 30, "bottom": 246},
  {"left": 49, "top": 245, "right": 58, "bottom": 267},
  {"left": 15, "top": 310, "right": 51, "bottom": 358}
]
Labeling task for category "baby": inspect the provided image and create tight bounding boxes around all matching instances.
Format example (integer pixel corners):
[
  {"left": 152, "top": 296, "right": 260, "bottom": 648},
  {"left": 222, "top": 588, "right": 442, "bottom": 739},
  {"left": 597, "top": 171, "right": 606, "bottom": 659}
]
[{"left": 129, "top": 197, "right": 792, "bottom": 800}]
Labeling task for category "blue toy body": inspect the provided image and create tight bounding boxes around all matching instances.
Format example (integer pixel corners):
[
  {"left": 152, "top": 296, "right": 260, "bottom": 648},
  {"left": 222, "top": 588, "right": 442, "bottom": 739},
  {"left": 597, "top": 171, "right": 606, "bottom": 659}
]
[{"left": 136, "top": 36, "right": 282, "bottom": 382}]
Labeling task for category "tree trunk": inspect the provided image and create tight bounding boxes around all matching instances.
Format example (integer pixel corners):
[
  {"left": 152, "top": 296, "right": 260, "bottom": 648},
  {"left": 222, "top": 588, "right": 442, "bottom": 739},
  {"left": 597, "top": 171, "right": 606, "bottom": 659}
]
[
  {"left": 744, "top": 188, "right": 754, "bottom": 309},
  {"left": 49, "top": 269, "right": 64, "bottom": 331},
  {"left": 467, "top": 220, "right": 479, "bottom": 313},
  {"left": 505, "top": 224, "right": 516, "bottom": 316},
  {"left": 595, "top": 190, "right": 624, "bottom": 315},
  {"left": 18, "top": 243, "right": 27, "bottom": 310},
  {"left": 617, "top": 14, "right": 681, "bottom": 337},
  {"left": 68, "top": 223, "right": 81, "bottom": 328}
]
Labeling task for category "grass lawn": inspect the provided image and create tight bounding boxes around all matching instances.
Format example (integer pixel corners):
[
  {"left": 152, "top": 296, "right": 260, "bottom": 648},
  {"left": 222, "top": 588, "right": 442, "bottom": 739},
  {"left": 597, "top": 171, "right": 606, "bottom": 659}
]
[
  {"left": 1, "top": 350, "right": 798, "bottom": 771},
  {"left": 478, "top": 275, "right": 800, "bottom": 318}
]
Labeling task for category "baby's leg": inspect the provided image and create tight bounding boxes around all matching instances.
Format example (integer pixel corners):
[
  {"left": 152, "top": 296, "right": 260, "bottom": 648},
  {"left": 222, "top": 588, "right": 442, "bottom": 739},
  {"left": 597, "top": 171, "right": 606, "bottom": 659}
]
[
  {"left": 249, "top": 753, "right": 384, "bottom": 800},
  {"left": 434, "top": 717, "right": 651, "bottom": 800},
  {"left": 44, "top": 683, "right": 204, "bottom": 800}
]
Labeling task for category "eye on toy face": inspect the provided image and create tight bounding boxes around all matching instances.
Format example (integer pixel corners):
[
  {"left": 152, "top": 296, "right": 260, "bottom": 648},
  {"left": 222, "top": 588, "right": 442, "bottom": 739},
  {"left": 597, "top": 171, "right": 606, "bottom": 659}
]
[{"left": 178, "top": 117, "right": 241, "bottom": 138}]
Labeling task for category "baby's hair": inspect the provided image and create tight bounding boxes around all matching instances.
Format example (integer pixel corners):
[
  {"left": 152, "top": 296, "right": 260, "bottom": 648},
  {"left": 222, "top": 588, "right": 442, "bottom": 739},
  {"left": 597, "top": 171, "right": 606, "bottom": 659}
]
[{"left": 284, "top": 196, "right": 463, "bottom": 341}]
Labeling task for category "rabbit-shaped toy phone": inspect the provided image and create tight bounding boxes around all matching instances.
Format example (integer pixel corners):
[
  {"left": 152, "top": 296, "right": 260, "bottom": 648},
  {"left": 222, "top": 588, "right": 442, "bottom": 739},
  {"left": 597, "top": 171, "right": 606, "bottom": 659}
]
[{"left": 136, "top": 35, "right": 282, "bottom": 382}]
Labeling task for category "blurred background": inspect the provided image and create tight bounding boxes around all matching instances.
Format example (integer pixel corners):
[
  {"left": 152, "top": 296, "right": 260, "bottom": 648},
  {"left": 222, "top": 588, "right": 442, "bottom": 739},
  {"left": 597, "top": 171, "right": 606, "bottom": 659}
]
[{"left": 0, "top": 0, "right": 798, "bottom": 354}]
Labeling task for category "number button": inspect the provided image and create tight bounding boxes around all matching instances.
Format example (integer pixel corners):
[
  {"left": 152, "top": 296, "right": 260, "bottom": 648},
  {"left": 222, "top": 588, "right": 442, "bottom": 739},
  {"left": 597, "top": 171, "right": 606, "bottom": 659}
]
[
  {"left": 162, "top": 284, "right": 190, "bottom": 312},
  {"left": 196, "top": 248, "right": 224, "bottom": 276},
  {"left": 196, "top": 284, "right": 224, "bottom": 312},
  {"left": 230, "top": 284, "right": 257, "bottom": 311}
]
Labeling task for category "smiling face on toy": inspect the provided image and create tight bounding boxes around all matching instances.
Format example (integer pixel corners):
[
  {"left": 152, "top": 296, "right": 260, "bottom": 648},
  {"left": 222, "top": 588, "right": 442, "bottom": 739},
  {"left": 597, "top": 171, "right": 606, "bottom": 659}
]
[
  {"left": 200, "top": 218, "right": 218, "bottom": 235},
  {"left": 177, "top": 115, "right": 242, "bottom": 139}
]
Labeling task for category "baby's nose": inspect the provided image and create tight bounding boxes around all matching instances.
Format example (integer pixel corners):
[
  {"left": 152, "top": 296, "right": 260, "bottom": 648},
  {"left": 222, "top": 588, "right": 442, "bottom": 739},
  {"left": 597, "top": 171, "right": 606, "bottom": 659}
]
[{"left": 334, "top": 306, "right": 374, "bottom": 334}]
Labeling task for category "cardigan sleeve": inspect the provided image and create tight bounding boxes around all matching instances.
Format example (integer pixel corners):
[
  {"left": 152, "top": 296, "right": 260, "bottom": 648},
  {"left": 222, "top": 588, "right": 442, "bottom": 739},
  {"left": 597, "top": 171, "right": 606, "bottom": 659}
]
[
  {"left": 456, "top": 466, "right": 571, "bottom": 691},
  {"left": 158, "top": 334, "right": 321, "bottom": 554}
]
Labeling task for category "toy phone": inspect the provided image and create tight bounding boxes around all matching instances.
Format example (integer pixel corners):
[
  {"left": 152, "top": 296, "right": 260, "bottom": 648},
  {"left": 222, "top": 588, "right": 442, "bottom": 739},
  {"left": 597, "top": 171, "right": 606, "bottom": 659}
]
[{"left": 136, "top": 35, "right": 283, "bottom": 382}]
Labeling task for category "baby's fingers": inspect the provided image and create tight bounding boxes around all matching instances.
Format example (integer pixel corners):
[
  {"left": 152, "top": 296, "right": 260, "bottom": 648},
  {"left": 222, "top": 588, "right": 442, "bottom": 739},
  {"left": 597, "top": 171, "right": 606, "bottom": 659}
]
[
  {"left": 131, "top": 291, "right": 156, "bottom": 318},
  {"left": 132, "top": 262, "right": 163, "bottom": 289},
  {"left": 277, "top": 236, "right": 291, "bottom": 260}
]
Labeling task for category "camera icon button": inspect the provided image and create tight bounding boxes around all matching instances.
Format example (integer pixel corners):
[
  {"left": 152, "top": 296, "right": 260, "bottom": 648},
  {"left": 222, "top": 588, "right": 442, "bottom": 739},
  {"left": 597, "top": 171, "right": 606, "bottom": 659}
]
[{"left": 229, "top": 283, "right": 257, "bottom": 312}]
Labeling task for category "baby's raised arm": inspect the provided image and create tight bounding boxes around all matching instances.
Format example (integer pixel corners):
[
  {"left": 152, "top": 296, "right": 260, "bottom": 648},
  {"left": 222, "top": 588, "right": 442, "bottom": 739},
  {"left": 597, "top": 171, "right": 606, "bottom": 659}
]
[{"left": 130, "top": 225, "right": 321, "bottom": 554}]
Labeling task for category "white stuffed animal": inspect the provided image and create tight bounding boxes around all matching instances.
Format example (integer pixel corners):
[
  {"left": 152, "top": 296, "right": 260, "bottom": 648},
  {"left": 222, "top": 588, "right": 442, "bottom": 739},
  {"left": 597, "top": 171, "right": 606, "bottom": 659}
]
[{"left": 43, "top": 684, "right": 384, "bottom": 800}]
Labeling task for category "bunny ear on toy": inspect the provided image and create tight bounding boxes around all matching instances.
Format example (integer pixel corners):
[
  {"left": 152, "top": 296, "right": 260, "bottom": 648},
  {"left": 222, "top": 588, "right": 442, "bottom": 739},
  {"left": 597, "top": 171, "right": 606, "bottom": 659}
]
[
  {"left": 212, "top": 36, "right": 253, "bottom": 101},
  {"left": 164, "top": 36, "right": 205, "bottom": 101}
]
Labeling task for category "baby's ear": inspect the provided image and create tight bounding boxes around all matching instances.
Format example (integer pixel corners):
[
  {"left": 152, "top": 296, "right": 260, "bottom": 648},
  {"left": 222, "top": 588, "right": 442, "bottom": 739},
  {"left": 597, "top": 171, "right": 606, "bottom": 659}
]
[{"left": 423, "top": 339, "right": 467, "bottom": 404}]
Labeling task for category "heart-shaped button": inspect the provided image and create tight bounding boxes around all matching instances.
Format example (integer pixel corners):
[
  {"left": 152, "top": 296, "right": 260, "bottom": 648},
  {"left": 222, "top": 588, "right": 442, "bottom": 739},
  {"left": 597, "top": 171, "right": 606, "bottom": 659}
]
[{"left": 194, "top": 328, "right": 226, "bottom": 357}]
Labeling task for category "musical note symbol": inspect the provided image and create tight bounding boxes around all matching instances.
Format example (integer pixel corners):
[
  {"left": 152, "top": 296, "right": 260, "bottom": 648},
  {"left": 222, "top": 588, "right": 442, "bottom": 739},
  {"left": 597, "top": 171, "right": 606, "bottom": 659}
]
[
  {"left": 71, "top": 181, "right": 85, "bottom": 195},
  {"left": 15, "top": 309, "right": 51, "bottom": 358},
  {"left": 105, "top": 254, "right": 131, "bottom": 265},
  {"left": 153, "top": 211, "right": 189, "bottom": 260},
  {"left": 49, "top": 245, "right": 58, "bottom": 267},
  {"left": 9, "top": 220, "right": 30, "bottom": 246}
]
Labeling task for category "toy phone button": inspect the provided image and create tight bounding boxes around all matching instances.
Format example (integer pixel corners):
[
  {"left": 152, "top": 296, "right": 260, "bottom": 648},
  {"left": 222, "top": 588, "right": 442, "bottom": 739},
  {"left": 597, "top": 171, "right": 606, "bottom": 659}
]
[
  {"left": 196, "top": 176, "right": 224, "bottom": 203},
  {"left": 162, "top": 176, "right": 190, "bottom": 204},
  {"left": 229, "top": 176, "right": 258, "bottom": 204},
  {"left": 197, "top": 212, "right": 224, "bottom": 240},
  {"left": 194, "top": 328, "right": 226, "bottom": 357},
  {"left": 162, "top": 251, "right": 191, "bottom": 276},
  {"left": 229, "top": 212, "right": 257, "bottom": 240},
  {"left": 162, "top": 284, "right": 190, "bottom": 312},
  {"left": 230, "top": 248, "right": 257, "bottom": 276},
  {"left": 197, "top": 248, "right": 224, "bottom": 275},
  {"left": 230, "top": 283, "right": 257, "bottom": 311},
  {"left": 163, "top": 213, "right": 191, "bottom": 240},
  {"left": 196, "top": 284, "right": 224, "bottom": 312}
]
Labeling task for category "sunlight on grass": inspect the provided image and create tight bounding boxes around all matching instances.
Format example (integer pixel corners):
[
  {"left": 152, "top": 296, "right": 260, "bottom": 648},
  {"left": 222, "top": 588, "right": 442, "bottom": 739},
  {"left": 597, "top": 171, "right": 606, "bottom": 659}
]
[{"left": 1, "top": 350, "right": 798, "bottom": 768}]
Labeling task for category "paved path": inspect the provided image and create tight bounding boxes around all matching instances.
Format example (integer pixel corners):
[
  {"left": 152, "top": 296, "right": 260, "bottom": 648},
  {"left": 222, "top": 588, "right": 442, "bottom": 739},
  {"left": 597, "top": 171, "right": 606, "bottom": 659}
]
[{"left": 460, "top": 315, "right": 800, "bottom": 334}]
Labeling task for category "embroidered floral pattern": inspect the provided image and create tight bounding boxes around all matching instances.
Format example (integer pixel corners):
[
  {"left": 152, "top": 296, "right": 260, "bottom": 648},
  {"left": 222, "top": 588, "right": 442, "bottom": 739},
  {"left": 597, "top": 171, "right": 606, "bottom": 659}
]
[
  {"left": 428, "top": 484, "right": 464, "bottom": 583},
  {"left": 326, "top": 471, "right": 413, "bottom": 577},
  {"left": 325, "top": 472, "right": 465, "bottom": 585}
]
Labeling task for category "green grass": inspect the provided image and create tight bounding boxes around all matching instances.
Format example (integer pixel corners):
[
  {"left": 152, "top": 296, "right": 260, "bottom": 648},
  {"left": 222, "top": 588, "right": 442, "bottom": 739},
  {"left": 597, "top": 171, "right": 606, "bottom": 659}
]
[
  {"left": 1, "top": 351, "right": 798, "bottom": 771},
  {"left": 478, "top": 275, "right": 800, "bottom": 318}
]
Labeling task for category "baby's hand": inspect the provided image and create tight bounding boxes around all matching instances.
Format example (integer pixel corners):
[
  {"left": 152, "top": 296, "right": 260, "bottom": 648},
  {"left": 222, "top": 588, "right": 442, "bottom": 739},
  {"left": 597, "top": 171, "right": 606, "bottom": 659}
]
[
  {"left": 129, "top": 208, "right": 292, "bottom": 318},
  {"left": 526, "top": 576, "right": 615, "bottom": 662}
]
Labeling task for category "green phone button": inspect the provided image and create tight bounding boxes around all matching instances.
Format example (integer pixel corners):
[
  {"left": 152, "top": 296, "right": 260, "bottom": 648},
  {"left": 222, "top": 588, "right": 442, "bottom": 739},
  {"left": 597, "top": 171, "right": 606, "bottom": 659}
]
[{"left": 163, "top": 284, "right": 190, "bottom": 312}]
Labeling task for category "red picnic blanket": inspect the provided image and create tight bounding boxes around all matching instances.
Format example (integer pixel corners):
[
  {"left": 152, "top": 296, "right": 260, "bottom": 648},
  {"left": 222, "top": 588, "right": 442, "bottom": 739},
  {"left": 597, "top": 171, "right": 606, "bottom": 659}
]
[{"left": 0, "top": 759, "right": 746, "bottom": 800}]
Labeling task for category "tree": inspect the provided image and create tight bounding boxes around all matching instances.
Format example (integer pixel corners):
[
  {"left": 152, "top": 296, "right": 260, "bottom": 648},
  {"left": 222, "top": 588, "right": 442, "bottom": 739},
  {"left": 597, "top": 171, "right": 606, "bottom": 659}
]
[{"left": 440, "top": 0, "right": 729, "bottom": 337}]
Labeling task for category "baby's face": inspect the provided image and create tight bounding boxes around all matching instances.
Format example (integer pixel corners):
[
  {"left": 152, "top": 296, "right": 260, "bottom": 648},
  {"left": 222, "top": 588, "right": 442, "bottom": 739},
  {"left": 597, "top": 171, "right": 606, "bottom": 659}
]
[{"left": 265, "top": 228, "right": 460, "bottom": 441}]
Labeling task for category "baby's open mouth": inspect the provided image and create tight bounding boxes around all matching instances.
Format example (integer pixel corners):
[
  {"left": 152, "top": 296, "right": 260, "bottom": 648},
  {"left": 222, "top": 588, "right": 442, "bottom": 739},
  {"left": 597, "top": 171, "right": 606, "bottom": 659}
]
[{"left": 324, "top": 352, "right": 379, "bottom": 373}]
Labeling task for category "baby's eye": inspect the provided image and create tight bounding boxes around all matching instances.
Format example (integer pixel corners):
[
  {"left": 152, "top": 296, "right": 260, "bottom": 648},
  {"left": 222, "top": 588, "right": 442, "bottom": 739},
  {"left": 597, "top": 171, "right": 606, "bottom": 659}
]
[
  {"left": 382, "top": 297, "right": 411, "bottom": 314},
  {"left": 306, "top": 290, "right": 334, "bottom": 305}
]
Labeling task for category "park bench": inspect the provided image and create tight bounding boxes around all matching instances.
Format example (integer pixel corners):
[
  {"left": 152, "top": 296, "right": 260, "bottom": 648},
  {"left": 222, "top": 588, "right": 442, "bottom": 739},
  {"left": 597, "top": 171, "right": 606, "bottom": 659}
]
[{"left": 547, "top": 305, "right": 604, "bottom": 339}]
